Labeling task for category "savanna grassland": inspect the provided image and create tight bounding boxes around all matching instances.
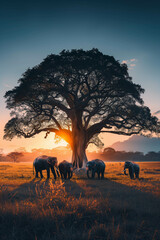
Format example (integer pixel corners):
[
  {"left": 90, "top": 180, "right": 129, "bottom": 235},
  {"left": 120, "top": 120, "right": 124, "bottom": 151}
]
[{"left": 0, "top": 162, "right": 160, "bottom": 240}]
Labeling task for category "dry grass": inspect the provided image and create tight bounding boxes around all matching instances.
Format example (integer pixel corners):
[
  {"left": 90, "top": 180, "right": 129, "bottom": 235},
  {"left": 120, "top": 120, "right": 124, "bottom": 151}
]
[{"left": 0, "top": 162, "right": 160, "bottom": 240}]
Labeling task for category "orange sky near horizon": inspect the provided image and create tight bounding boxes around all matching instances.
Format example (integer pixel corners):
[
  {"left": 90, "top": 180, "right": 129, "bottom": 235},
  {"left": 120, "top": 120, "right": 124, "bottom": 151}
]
[
  {"left": 0, "top": 113, "right": 130, "bottom": 154},
  {"left": 1, "top": 0, "right": 160, "bottom": 155},
  {"left": 1, "top": 106, "right": 160, "bottom": 154}
]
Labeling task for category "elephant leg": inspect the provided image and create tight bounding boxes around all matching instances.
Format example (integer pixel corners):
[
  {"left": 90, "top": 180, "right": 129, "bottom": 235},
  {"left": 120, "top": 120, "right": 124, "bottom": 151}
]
[
  {"left": 60, "top": 172, "right": 63, "bottom": 179},
  {"left": 92, "top": 170, "right": 95, "bottom": 179},
  {"left": 47, "top": 168, "right": 50, "bottom": 179},
  {"left": 98, "top": 172, "right": 101, "bottom": 179},
  {"left": 135, "top": 170, "right": 139, "bottom": 179},
  {"left": 40, "top": 170, "right": 43, "bottom": 178},
  {"left": 35, "top": 170, "right": 38, "bottom": 178},
  {"left": 101, "top": 170, "right": 104, "bottom": 179},
  {"left": 64, "top": 172, "right": 67, "bottom": 179},
  {"left": 87, "top": 170, "right": 91, "bottom": 179},
  {"left": 68, "top": 171, "right": 72, "bottom": 179},
  {"left": 51, "top": 167, "right": 56, "bottom": 179},
  {"left": 129, "top": 167, "right": 134, "bottom": 179},
  {"left": 69, "top": 171, "right": 73, "bottom": 179}
]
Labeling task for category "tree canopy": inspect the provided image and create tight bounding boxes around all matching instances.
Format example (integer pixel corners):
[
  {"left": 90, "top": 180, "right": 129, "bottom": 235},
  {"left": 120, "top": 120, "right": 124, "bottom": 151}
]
[
  {"left": 4, "top": 49, "right": 159, "bottom": 167},
  {"left": 7, "top": 152, "right": 23, "bottom": 162}
]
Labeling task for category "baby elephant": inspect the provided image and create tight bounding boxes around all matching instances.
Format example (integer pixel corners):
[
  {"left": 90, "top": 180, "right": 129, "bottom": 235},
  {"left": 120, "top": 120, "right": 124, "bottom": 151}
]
[
  {"left": 59, "top": 160, "right": 73, "bottom": 179},
  {"left": 124, "top": 161, "right": 140, "bottom": 179},
  {"left": 86, "top": 159, "right": 105, "bottom": 179}
]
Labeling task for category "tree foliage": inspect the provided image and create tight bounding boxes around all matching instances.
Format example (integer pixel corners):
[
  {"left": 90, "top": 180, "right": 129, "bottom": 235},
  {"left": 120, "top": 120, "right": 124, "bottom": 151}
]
[
  {"left": 4, "top": 49, "right": 159, "bottom": 167},
  {"left": 7, "top": 152, "right": 23, "bottom": 162}
]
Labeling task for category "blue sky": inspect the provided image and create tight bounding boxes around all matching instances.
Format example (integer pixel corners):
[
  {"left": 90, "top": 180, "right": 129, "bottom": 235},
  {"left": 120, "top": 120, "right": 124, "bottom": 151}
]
[{"left": 0, "top": 0, "right": 160, "bottom": 152}]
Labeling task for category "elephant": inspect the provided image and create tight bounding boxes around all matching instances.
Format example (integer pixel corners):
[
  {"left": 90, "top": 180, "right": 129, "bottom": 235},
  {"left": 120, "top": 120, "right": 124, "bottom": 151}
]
[
  {"left": 33, "top": 155, "right": 60, "bottom": 179},
  {"left": 58, "top": 160, "right": 73, "bottom": 179},
  {"left": 86, "top": 159, "right": 105, "bottom": 179},
  {"left": 124, "top": 161, "right": 140, "bottom": 179}
]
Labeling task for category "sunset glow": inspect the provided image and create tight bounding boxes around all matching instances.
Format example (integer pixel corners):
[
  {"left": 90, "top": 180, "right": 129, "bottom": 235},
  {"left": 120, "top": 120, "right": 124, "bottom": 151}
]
[
  {"left": 0, "top": 0, "right": 160, "bottom": 154},
  {"left": 0, "top": 2, "right": 160, "bottom": 239}
]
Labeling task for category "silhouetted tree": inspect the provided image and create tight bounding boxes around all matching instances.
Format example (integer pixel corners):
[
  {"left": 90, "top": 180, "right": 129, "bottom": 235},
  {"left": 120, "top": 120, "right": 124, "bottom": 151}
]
[
  {"left": 103, "top": 147, "right": 116, "bottom": 160},
  {"left": 145, "top": 151, "right": 160, "bottom": 161},
  {"left": 7, "top": 152, "right": 23, "bottom": 162},
  {"left": 104, "top": 147, "right": 116, "bottom": 153},
  {"left": 4, "top": 49, "right": 159, "bottom": 167},
  {"left": 0, "top": 154, "right": 4, "bottom": 162}
]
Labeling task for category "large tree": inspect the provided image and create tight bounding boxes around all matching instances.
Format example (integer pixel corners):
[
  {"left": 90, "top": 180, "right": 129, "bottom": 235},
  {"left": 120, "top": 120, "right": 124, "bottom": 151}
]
[{"left": 4, "top": 49, "right": 159, "bottom": 167}]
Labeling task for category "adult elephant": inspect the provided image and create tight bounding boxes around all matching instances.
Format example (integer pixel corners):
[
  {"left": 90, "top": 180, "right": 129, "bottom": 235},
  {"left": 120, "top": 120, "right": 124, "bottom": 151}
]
[
  {"left": 59, "top": 160, "right": 73, "bottom": 179},
  {"left": 124, "top": 161, "right": 140, "bottom": 179},
  {"left": 33, "top": 155, "right": 60, "bottom": 179},
  {"left": 86, "top": 159, "right": 105, "bottom": 179}
]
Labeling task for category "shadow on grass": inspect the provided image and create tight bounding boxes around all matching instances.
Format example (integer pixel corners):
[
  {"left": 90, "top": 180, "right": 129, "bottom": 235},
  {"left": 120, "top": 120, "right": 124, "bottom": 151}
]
[
  {"left": 62, "top": 179, "right": 86, "bottom": 198},
  {"left": 0, "top": 177, "right": 160, "bottom": 240}
]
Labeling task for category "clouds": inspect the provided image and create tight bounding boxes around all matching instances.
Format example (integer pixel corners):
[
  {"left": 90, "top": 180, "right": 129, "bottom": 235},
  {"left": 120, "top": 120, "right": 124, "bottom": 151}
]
[
  {"left": 121, "top": 58, "right": 137, "bottom": 70},
  {"left": 154, "top": 110, "right": 160, "bottom": 115},
  {"left": 121, "top": 60, "right": 127, "bottom": 64},
  {"left": 153, "top": 110, "right": 160, "bottom": 120}
]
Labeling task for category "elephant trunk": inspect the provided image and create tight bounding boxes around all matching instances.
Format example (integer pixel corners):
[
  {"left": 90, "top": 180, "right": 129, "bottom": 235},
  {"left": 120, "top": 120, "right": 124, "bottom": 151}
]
[
  {"left": 55, "top": 167, "right": 60, "bottom": 177},
  {"left": 124, "top": 168, "right": 128, "bottom": 175}
]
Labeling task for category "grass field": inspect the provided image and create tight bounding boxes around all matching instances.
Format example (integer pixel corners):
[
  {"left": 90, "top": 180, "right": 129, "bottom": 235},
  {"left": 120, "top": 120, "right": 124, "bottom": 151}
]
[{"left": 0, "top": 162, "right": 160, "bottom": 240}]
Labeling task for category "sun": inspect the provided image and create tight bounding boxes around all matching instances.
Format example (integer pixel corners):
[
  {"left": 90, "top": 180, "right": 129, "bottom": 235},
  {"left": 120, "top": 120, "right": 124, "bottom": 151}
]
[{"left": 45, "top": 133, "right": 68, "bottom": 149}]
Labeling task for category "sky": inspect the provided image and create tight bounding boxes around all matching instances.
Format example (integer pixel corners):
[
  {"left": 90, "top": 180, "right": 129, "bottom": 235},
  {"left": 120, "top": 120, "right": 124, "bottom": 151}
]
[{"left": 0, "top": 0, "right": 160, "bottom": 153}]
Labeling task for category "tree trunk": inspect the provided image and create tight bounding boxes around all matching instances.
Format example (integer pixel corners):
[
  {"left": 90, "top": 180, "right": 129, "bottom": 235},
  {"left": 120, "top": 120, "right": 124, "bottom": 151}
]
[
  {"left": 72, "top": 142, "right": 88, "bottom": 168},
  {"left": 71, "top": 117, "right": 88, "bottom": 168}
]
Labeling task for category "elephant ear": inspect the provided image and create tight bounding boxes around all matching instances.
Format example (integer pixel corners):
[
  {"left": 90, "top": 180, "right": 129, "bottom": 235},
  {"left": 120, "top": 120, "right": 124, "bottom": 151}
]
[
  {"left": 47, "top": 160, "right": 51, "bottom": 165},
  {"left": 52, "top": 157, "right": 57, "bottom": 163},
  {"left": 93, "top": 163, "right": 96, "bottom": 167}
]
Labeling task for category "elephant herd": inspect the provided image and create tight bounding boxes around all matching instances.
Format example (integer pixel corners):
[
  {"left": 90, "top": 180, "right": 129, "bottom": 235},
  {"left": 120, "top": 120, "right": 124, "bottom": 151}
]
[
  {"left": 33, "top": 156, "right": 72, "bottom": 180},
  {"left": 33, "top": 156, "right": 140, "bottom": 180}
]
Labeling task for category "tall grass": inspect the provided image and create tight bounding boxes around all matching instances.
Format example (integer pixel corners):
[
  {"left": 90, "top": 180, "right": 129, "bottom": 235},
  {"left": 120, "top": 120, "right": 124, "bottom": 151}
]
[{"left": 0, "top": 162, "right": 160, "bottom": 240}]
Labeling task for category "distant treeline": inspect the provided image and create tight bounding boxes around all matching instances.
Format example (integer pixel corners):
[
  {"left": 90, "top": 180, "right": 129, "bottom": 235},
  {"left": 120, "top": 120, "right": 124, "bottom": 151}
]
[
  {"left": 0, "top": 147, "right": 72, "bottom": 163},
  {"left": 100, "top": 148, "right": 160, "bottom": 162},
  {"left": 0, "top": 147, "right": 160, "bottom": 162}
]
